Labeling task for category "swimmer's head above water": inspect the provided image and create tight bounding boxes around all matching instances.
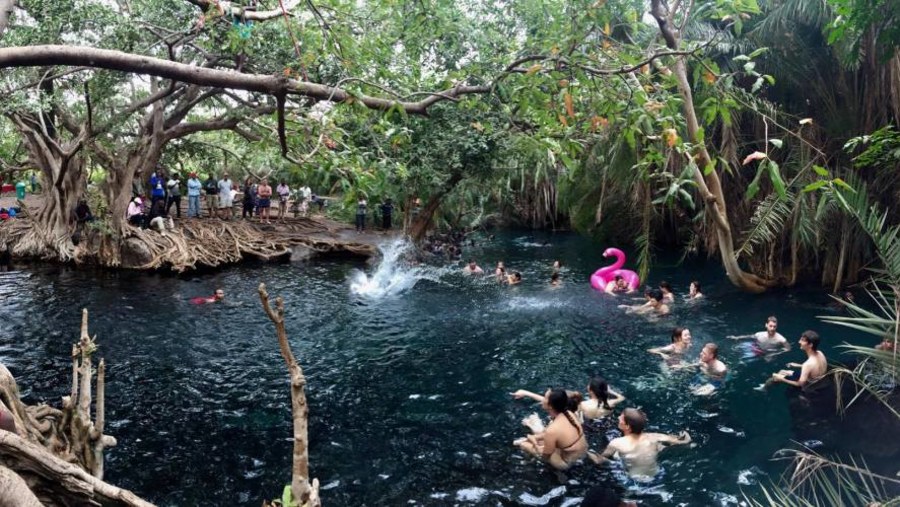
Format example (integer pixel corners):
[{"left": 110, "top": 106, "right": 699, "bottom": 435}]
[{"left": 620, "top": 408, "right": 647, "bottom": 435}]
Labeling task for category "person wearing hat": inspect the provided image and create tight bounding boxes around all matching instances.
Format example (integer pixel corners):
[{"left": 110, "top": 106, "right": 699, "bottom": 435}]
[
  {"left": 187, "top": 172, "right": 202, "bottom": 218},
  {"left": 127, "top": 197, "right": 147, "bottom": 227}
]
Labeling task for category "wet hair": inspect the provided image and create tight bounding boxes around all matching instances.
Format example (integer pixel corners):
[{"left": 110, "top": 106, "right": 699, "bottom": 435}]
[
  {"left": 513, "top": 272, "right": 522, "bottom": 281},
  {"left": 622, "top": 408, "right": 646, "bottom": 434},
  {"left": 801, "top": 330, "right": 820, "bottom": 351},
  {"left": 659, "top": 281, "right": 672, "bottom": 293},
  {"left": 671, "top": 327, "right": 686, "bottom": 343},
  {"left": 581, "top": 486, "right": 624, "bottom": 507},
  {"left": 551, "top": 272, "right": 560, "bottom": 282},
  {"left": 767, "top": 316, "right": 778, "bottom": 325},
  {"left": 704, "top": 343, "right": 719, "bottom": 358},
  {"left": 467, "top": 259, "right": 475, "bottom": 264},
  {"left": 588, "top": 377, "right": 612, "bottom": 409},
  {"left": 648, "top": 289, "right": 664, "bottom": 302},
  {"left": 691, "top": 280, "right": 701, "bottom": 292},
  {"left": 547, "top": 389, "right": 580, "bottom": 432},
  {"left": 565, "top": 390, "right": 583, "bottom": 413},
  {"left": 614, "top": 275, "right": 623, "bottom": 282}
]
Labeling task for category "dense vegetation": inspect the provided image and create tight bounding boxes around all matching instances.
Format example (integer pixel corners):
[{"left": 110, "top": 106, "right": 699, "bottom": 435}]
[{"left": 0, "top": 0, "right": 898, "bottom": 287}]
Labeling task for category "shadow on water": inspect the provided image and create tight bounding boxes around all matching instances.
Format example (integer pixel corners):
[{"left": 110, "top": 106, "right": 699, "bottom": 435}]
[{"left": 0, "top": 232, "right": 893, "bottom": 505}]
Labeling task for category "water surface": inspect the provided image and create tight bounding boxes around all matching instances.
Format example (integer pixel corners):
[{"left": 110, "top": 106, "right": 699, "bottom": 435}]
[{"left": 0, "top": 232, "right": 883, "bottom": 505}]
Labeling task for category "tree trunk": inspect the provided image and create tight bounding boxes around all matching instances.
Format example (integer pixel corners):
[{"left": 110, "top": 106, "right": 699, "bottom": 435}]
[
  {"left": 258, "top": 284, "right": 321, "bottom": 507},
  {"left": 651, "top": 2, "right": 772, "bottom": 292},
  {"left": 408, "top": 174, "right": 463, "bottom": 242},
  {"left": 0, "top": 0, "right": 15, "bottom": 40},
  {"left": 7, "top": 113, "right": 85, "bottom": 261},
  {"left": 0, "top": 465, "right": 43, "bottom": 507}
]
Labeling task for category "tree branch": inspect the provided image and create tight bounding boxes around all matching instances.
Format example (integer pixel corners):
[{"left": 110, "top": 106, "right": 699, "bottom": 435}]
[{"left": 184, "top": 0, "right": 301, "bottom": 22}]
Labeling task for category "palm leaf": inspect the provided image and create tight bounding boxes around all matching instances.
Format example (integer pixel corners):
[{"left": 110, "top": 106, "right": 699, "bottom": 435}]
[{"left": 736, "top": 191, "right": 794, "bottom": 258}]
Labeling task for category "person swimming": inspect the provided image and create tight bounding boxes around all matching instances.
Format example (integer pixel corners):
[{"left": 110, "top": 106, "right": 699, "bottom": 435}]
[
  {"left": 769, "top": 330, "right": 827, "bottom": 389},
  {"left": 513, "top": 388, "right": 588, "bottom": 470},
  {"left": 507, "top": 271, "right": 522, "bottom": 285},
  {"left": 605, "top": 275, "right": 631, "bottom": 294},
  {"left": 728, "top": 315, "right": 790, "bottom": 354},
  {"left": 648, "top": 327, "right": 693, "bottom": 362},
  {"left": 580, "top": 377, "right": 625, "bottom": 420},
  {"left": 688, "top": 280, "right": 703, "bottom": 299},
  {"left": 550, "top": 272, "right": 561, "bottom": 286},
  {"left": 675, "top": 343, "right": 728, "bottom": 395},
  {"left": 462, "top": 259, "right": 484, "bottom": 275},
  {"left": 619, "top": 289, "right": 669, "bottom": 317},
  {"left": 589, "top": 407, "right": 691, "bottom": 480},
  {"left": 191, "top": 288, "right": 225, "bottom": 304},
  {"left": 658, "top": 281, "right": 675, "bottom": 304}
]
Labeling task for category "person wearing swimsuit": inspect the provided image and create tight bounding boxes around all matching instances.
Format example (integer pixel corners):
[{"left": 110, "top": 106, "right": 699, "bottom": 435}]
[
  {"left": 580, "top": 377, "right": 626, "bottom": 420},
  {"left": 514, "top": 388, "right": 587, "bottom": 469}
]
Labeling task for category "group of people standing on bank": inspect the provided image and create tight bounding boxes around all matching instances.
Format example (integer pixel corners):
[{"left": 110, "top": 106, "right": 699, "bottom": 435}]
[
  {"left": 355, "top": 196, "right": 395, "bottom": 232},
  {"left": 126, "top": 169, "right": 316, "bottom": 230}
]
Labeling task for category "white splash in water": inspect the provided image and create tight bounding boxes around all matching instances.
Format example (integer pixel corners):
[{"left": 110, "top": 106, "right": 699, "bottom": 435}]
[{"left": 349, "top": 239, "right": 447, "bottom": 298}]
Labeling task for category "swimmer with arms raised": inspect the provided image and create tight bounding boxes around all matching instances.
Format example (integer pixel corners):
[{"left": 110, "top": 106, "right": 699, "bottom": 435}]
[
  {"left": 589, "top": 408, "right": 691, "bottom": 480},
  {"left": 513, "top": 388, "right": 587, "bottom": 470},
  {"left": 648, "top": 327, "right": 692, "bottom": 361}
]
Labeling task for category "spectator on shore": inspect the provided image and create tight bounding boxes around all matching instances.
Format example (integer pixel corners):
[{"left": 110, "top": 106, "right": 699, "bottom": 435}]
[
  {"left": 242, "top": 177, "right": 257, "bottom": 219},
  {"left": 204, "top": 173, "right": 219, "bottom": 218},
  {"left": 218, "top": 173, "right": 234, "bottom": 220},
  {"left": 166, "top": 173, "right": 182, "bottom": 219},
  {"left": 355, "top": 196, "right": 367, "bottom": 233},
  {"left": 75, "top": 198, "right": 94, "bottom": 224},
  {"left": 187, "top": 173, "right": 202, "bottom": 218},
  {"left": 150, "top": 171, "right": 166, "bottom": 207},
  {"left": 380, "top": 198, "right": 394, "bottom": 230},
  {"left": 257, "top": 178, "right": 273, "bottom": 224},
  {"left": 277, "top": 179, "right": 290, "bottom": 221}
]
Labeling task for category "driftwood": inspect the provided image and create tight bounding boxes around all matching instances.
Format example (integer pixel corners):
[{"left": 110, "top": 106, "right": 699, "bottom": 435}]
[
  {"left": 0, "top": 214, "right": 378, "bottom": 271},
  {"left": 258, "top": 283, "right": 321, "bottom": 507},
  {"left": 0, "top": 309, "right": 154, "bottom": 506}
]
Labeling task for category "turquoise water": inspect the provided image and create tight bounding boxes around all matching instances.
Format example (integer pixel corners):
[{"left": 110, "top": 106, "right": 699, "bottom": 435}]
[{"left": 0, "top": 232, "right": 887, "bottom": 505}]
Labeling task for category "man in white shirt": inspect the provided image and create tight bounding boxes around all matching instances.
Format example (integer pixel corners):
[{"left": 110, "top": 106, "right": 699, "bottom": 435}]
[{"left": 218, "top": 173, "right": 234, "bottom": 220}]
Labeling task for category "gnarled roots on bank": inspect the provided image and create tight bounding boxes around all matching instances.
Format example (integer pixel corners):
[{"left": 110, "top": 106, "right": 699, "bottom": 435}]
[
  {"left": 0, "top": 214, "right": 376, "bottom": 271},
  {"left": 0, "top": 309, "right": 153, "bottom": 507}
]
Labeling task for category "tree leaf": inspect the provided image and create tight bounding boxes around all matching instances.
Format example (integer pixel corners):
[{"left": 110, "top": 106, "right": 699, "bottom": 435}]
[
  {"left": 813, "top": 165, "right": 829, "bottom": 176},
  {"left": 742, "top": 151, "right": 767, "bottom": 165},
  {"left": 769, "top": 139, "right": 783, "bottom": 149},
  {"left": 802, "top": 180, "right": 828, "bottom": 192}
]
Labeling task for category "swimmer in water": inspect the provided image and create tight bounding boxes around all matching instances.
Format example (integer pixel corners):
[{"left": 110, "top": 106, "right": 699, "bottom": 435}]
[
  {"left": 675, "top": 343, "right": 727, "bottom": 395},
  {"left": 513, "top": 388, "right": 587, "bottom": 470},
  {"left": 589, "top": 408, "right": 691, "bottom": 480},
  {"left": 495, "top": 262, "right": 507, "bottom": 284},
  {"left": 658, "top": 281, "right": 675, "bottom": 304},
  {"left": 648, "top": 327, "right": 692, "bottom": 362},
  {"left": 728, "top": 315, "right": 790, "bottom": 353},
  {"left": 604, "top": 275, "right": 631, "bottom": 294},
  {"left": 462, "top": 259, "right": 484, "bottom": 275},
  {"left": 550, "top": 272, "right": 561, "bottom": 287},
  {"left": 620, "top": 289, "right": 669, "bottom": 317},
  {"left": 769, "top": 330, "right": 827, "bottom": 389},
  {"left": 507, "top": 271, "right": 522, "bottom": 285},
  {"left": 193, "top": 288, "right": 225, "bottom": 304},
  {"left": 580, "top": 377, "right": 625, "bottom": 420},
  {"left": 688, "top": 280, "right": 703, "bottom": 299}
]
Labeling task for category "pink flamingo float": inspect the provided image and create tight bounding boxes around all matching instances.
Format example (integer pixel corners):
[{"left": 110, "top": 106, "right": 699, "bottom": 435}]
[{"left": 590, "top": 247, "right": 641, "bottom": 291}]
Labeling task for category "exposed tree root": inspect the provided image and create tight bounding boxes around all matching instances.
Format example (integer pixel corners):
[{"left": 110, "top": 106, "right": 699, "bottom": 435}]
[
  {"left": 0, "top": 214, "right": 379, "bottom": 271},
  {"left": 0, "top": 310, "right": 154, "bottom": 506}
]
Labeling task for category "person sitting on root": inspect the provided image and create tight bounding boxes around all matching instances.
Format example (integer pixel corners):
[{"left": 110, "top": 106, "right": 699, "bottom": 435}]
[
  {"left": 126, "top": 197, "right": 147, "bottom": 227},
  {"left": 513, "top": 388, "right": 587, "bottom": 470},
  {"left": 589, "top": 408, "right": 691, "bottom": 480}
]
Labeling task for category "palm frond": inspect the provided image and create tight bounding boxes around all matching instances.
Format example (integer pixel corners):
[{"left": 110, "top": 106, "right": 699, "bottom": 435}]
[{"left": 736, "top": 192, "right": 794, "bottom": 258}]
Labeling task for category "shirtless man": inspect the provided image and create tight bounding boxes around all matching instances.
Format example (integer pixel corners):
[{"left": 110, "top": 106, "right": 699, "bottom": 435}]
[
  {"left": 771, "top": 330, "right": 827, "bottom": 388},
  {"left": 620, "top": 289, "right": 669, "bottom": 317},
  {"left": 589, "top": 408, "right": 691, "bottom": 480},
  {"left": 673, "top": 343, "right": 727, "bottom": 395},
  {"left": 729, "top": 316, "right": 790, "bottom": 352},
  {"left": 462, "top": 259, "right": 484, "bottom": 275}
]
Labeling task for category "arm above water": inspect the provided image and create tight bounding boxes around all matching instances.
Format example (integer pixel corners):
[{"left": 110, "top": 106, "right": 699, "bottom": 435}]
[
  {"left": 607, "top": 388, "right": 625, "bottom": 408},
  {"left": 511, "top": 389, "right": 545, "bottom": 403},
  {"left": 650, "top": 431, "right": 691, "bottom": 447},
  {"left": 588, "top": 440, "right": 621, "bottom": 466}
]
